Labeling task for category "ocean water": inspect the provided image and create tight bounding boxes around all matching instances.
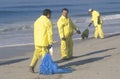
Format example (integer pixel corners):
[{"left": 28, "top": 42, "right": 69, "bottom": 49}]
[{"left": 0, "top": 0, "right": 120, "bottom": 47}]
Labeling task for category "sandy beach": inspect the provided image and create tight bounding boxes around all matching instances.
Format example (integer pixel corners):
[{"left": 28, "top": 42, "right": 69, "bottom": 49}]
[{"left": 0, "top": 33, "right": 120, "bottom": 79}]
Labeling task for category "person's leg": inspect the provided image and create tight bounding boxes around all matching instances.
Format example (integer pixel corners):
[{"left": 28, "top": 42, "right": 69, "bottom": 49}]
[
  {"left": 61, "top": 40, "right": 68, "bottom": 59},
  {"left": 68, "top": 37, "right": 73, "bottom": 58},
  {"left": 30, "top": 46, "right": 42, "bottom": 72},
  {"left": 94, "top": 27, "right": 99, "bottom": 39},
  {"left": 41, "top": 47, "right": 48, "bottom": 59},
  {"left": 98, "top": 24, "right": 104, "bottom": 39}
]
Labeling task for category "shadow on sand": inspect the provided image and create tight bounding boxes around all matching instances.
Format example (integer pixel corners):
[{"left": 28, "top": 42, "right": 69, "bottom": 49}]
[
  {"left": 0, "top": 57, "right": 29, "bottom": 65},
  {"left": 55, "top": 48, "right": 115, "bottom": 63},
  {"left": 104, "top": 33, "right": 120, "bottom": 39},
  {"left": 74, "top": 48, "right": 116, "bottom": 58},
  {"left": 60, "top": 55, "right": 111, "bottom": 68}
]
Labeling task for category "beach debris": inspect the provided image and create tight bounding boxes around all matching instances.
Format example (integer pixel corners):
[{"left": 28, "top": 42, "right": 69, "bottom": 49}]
[{"left": 81, "top": 28, "right": 89, "bottom": 39}]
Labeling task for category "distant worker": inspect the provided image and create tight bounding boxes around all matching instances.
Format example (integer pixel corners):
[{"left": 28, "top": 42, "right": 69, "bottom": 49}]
[
  {"left": 88, "top": 9, "right": 104, "bottom": 39},
  {"left": 57, "top": 8, "right": 81, "bottom": 60},
  {"left": 29, "top": 9, "right": 53, "bottom": 73}
]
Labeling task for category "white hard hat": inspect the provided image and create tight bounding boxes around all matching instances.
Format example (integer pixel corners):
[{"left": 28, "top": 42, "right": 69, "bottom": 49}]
[{"left": 88, "top": 9, "right": 93, "bottom": 12}]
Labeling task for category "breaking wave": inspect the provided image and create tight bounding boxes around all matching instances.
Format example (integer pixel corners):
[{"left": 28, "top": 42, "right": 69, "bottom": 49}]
[{"left": 0, "top": 14, "right": 120, "bottom": 34}]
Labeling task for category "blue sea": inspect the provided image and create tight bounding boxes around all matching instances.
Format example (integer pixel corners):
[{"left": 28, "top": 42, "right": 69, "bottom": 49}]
[{"left": 0, "top": 0, "right": 120, "bottom": 47}]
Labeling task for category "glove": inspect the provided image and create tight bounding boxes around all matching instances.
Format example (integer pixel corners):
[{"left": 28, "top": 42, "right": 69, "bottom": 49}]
[
  {"left": 76, "top": 30, "right": 81, "bottom": 34},
  {"left": 61, "top": 38, "right": 66, "bottom": 40},
  {"left": 88, "top": 22, "right": 92, "bottom": 27},
  {"left": 47, "top": 44, "right": 52, "bottom": 49}
]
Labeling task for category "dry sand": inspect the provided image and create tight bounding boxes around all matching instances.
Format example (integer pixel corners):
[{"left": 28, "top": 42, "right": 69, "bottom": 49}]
[{"left": 0, "top": 33, "right": 120, "bottom": 79}]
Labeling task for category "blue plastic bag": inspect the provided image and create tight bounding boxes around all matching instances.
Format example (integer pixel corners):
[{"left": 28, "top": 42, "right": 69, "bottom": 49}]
[{"left": 39, "top": 53, "right": 72, "bottom": 75}]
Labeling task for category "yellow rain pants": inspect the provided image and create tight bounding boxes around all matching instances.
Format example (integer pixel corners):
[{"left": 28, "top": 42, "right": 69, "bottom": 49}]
[
  {"left": 61, "top": 36, "right": 73, "bottom": 58},
  {"left": 30, "top": 46, "right": 48, "bottom": 67},
  {"left": 94, "top": 24, "right": 104, "bottom": 39}
]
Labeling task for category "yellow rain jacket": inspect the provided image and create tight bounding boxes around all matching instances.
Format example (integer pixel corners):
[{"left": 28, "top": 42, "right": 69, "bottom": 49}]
[
  {"left": 57, "top": 15, "right": 78, "bottom": 58},
  {"left": 34, "top": 15, "right": 53, "bottom": 46},
  {"left": 91, "top": 10, "right": 103, "bottom": 26},
  {"left": 57, "top": 15, "right": 78, "bottom": 39}
]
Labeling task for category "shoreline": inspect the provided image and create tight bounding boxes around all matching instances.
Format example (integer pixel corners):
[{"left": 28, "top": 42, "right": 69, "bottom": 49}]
[
  {"left": 0, "top": 32, "right": 119, "bottom": 48},
  {"left": 0, "top": 32, "right": 120, "bottom": 60},
  {"left": 0, "top": 32, "right": 120, "bottom": 79}
]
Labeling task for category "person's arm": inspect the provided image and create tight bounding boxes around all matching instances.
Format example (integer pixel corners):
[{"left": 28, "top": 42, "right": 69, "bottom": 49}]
[
  {"left": 88, "top": 21, "right": 93, "bottom": 27},
  {"left": 57, "top": 19, "right": 65, "bottom": 40},
  {"left": 70, "top": 18, "right": 81, "bottom": 34},
  {"left": 47, "top": 20, "right": 53, "bottom": 47}
]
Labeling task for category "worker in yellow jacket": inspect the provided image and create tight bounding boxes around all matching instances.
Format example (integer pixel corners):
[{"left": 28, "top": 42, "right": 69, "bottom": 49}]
[
  {"left": 88, "top": 9, "right": 104, "bottom": 39},
  {"left": 29, "top": 9, "right": 53, "bottom": 73},
  {"left": 57, "top": 8, "right": 81, "bottom": 60}
]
